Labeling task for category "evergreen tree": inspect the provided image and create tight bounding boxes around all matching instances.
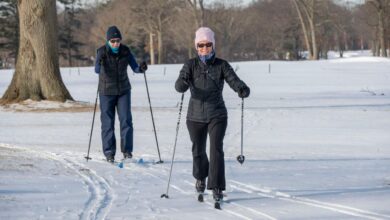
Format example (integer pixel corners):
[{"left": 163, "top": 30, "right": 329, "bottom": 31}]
[{"left": 0, "top": 0, "right": 18, "bottom": 68}]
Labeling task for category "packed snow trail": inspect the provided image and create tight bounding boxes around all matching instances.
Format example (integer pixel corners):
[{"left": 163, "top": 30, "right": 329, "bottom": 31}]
[
  {"left": 230, "top": 180, "right": 390, "bottom": 220},
  {"left": 0, "top": 144, "right": 113, "bottom": 220}
]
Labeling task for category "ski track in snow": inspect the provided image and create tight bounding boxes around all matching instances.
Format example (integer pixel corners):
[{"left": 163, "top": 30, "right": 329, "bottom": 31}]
[
  {"left": 229, "top": 180, "right": 390, "bottom": 220},
  {"left": 121, "top": 156, "right": 389, "bottom": 220},
  {"left": 2, "top": 143, "right": 389, "bottom": 220},
  {"left": 89, "top": 150, "right": 390, "bottom": 220},
  {"left": 182, "top": 180, "right": 277, "bottom": 220},
  {"left": 90, "top": 157, "right": 266, "bottom": 220},
  {"left": 138, "top": 167, "right": 260, "bottom": 220},
  {"left": 0, "top": 143, "right": 113, "bottom": 220},
  {"left": 62, "top": 159, "right": 114, "bottom": 220}
]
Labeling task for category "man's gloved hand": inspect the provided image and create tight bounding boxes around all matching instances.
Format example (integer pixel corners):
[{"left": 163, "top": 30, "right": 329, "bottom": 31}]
[
  {"left": 140, "top": 61, "right": 148, "bottom": 72},
  {"left": 238, "top": 85, "right": 250, "bottom": 98}
]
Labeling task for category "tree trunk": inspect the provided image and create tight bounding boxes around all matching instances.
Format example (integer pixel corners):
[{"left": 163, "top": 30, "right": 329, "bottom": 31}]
[
  {"left": 373, "top": 40, "right": 380, "bottom": 56},
  {"left": 1, "top": 0, "right": 72, "bottom": 104},
  {"left": 292, "top": 0, "right": 313, "bottom": 59},
  {"left": 68, "top": 38, "right": 73, "bottom": 67},
  {"left": 368, "top": 0, "right": 388, "bottom": 57},
  {"left": 378, "top": 7, "right": 387, "bottom": 57},
  {"left": 157, "top": 30, "right": 163, "bottom": 64},
  {"left": 308, "top": 14, "right": 318, "bottom": 58},
  {"left": 309, "top": 18, "right": 318, "bottom": 60},
  {"left": 157, "top": 15, "right": 163, "bottom": 64},
  {"left": 343, "top": 31, "right": 349, "bottom": 51},
  {"left": 302, "top": 0, "right": 318, "bottom": 60},
  {"left": 376, "top": 42, "right": 380, "bottom": 56},
  {"left": 149, "top": 32, "right": 155, "bottom": 65},
  {"left": 187, "top": 0, "right": 204, "bottom": 28}
]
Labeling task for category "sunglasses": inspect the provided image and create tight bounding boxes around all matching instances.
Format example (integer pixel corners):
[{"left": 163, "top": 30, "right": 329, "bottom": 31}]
[
  {"left": 109, "top": 39, "right": 121, "bottom": 43},
  {"left": 197, "top": 42, "right": 213, "bottom": 48}
]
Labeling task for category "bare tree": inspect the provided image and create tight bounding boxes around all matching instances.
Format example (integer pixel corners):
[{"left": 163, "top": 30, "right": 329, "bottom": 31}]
[
  {"left": 169, "top": 4, "right": 195, "bottom": 59},
  {"left": 90, "top": 0, "right": 140, "bottom": 47},
  {"left": 354, "top": 2, "right": 378, "bottom": 54},
  {"left": 207, "top": 2, "right": 246, "bottom": 60},
  {"left": 186, "top": 0, "right": 205, "bottom": 28},
  {"left": 292, "top": 0, "right": 320, "bottom": 60},
  {"left": 129, "top": 0, "right": 178, "bottom": 64},
  {"left": 367, "top": 0, "right": 388, "bottom": 57},
  {"left": 87, "top": 0, "right": 147, "bottom": 66},
  {"left": 74, "top": 0, "right": 376, "bottom": 63},
  {"left": 241, "top": 0, "right": 301, "bottom": 60},
  {"left": 166, "top": 0, "right": 206, "bottom": 60},
  {"left": 1, "top": 0, "right": 72, "bottom": 103},
  {"left": 58, "top": 0, "right": 86, "bottom": 67}
]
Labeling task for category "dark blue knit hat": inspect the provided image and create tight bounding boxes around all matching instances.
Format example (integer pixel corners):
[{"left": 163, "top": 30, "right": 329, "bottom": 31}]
[{"left": 106, "top": 26, "right": 122, "bottom": 40}]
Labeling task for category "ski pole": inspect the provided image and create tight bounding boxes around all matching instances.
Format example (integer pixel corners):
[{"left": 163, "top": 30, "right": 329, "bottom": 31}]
[
  {"left": 85, "top": 88, "right": 99, "bottom": 161},
  {"left": 237, "top": 98, "right": 245, "bottom": 164},
  {"left": 161, "top": 93, "right": 185, "bottom": 199},
  {"left": 143, "top": 70, "right": 163, "bottom": 164}
]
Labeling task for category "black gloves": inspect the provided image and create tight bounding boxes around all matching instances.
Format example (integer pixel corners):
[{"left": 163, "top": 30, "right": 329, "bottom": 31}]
[
  {"left": 140, "top": 61, "right": 148, "bottom": 72},
  {"left": 238, "top": 85, "right": 250, "bottom": 98}
]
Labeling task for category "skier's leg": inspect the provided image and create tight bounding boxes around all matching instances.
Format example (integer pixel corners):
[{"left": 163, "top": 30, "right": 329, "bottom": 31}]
[
  {"left": 100, "top": 94, "right": 118, "bottom": 159},
  {"left": 117, "top": 90, "right": 133, "bottom": 155},
  {"left": 186, "top": 120, "right": 209, "bottom": 182},
  {"left": 207, "top": 117, "right": 228, "bottom": 191}
]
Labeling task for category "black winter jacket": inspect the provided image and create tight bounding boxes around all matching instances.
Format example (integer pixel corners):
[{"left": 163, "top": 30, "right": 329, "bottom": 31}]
[{"left": 175, "top": 55, "right": 248, "bottom": 123}]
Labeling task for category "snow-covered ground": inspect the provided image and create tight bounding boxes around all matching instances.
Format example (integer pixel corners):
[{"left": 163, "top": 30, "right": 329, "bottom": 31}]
[{"left": 1, "top": 52, "right": 390, "bottom": 219}]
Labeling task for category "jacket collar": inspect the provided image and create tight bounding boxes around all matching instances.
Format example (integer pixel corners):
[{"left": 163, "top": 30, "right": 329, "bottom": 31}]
[
  {"left": 197, "top": 52, "right": 216, "bottom": 66},
  {"left": 105, "top": 44, "right": 123, "bottom": 56}
]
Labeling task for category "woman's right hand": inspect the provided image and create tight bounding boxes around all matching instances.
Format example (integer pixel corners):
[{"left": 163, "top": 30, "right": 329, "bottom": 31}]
[{"left": 238, "top": 85, "right": 250, "bottom": 98}]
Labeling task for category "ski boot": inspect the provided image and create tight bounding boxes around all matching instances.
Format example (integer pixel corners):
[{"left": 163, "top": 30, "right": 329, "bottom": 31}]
[
  {"left": 196, "top": 179, "right": 206, "bottom": 202},
  {"left": 212, "top": 188, "right": 223, "bottom": 209},
  {"left": 123, "top": 152, "right": 133, "bottom": 159},
  {"left": 106, "top": 156, "right": 115, "bottom": 164}
]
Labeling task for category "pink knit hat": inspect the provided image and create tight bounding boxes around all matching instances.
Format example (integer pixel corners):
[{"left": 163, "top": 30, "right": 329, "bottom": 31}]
[{"left": 194, "top": 27, "right": 215, "bottom": 49}]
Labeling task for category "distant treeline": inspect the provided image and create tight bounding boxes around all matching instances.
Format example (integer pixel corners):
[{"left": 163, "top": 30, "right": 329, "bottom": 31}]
[{"left": 0, "top": 0, "right": 389, "bottom": 68}]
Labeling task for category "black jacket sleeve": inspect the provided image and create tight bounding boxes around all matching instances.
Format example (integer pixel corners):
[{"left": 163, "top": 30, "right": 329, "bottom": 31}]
[
  {"left": 94, "top": 47, "right": 104, "bottom": 74},
  {"left": 175, "top": 60, "right": 191, "bottom": 93},
  {"left": 222, "top": 60, "right": 248, "bottom": 92}
]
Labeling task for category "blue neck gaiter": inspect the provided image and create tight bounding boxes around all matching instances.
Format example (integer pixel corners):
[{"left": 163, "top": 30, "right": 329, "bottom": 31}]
[
  {"left": 198, "top": 51, "right": 215, "bottom": 64},
  {"left": 107, "top": 41, "right": 119, "bottom": 54}
]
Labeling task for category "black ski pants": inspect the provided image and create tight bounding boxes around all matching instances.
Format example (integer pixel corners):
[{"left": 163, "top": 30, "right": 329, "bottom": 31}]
[{"left": 186, "top": 117, "right": 228, "bottom": 190}]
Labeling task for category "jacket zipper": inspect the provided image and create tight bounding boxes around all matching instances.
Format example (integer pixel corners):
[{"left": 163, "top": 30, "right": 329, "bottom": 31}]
[
  {"left": 116, "top": 56, "right": 120, "bottom": 94},
  {"left": 203, "top": 68, "right": 207, "bottom": 116}
]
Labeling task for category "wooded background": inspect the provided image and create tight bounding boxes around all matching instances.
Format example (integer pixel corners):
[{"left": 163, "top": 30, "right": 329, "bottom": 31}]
[{"left": 0, "top": 0, "right": 389, "bottom": 68}]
